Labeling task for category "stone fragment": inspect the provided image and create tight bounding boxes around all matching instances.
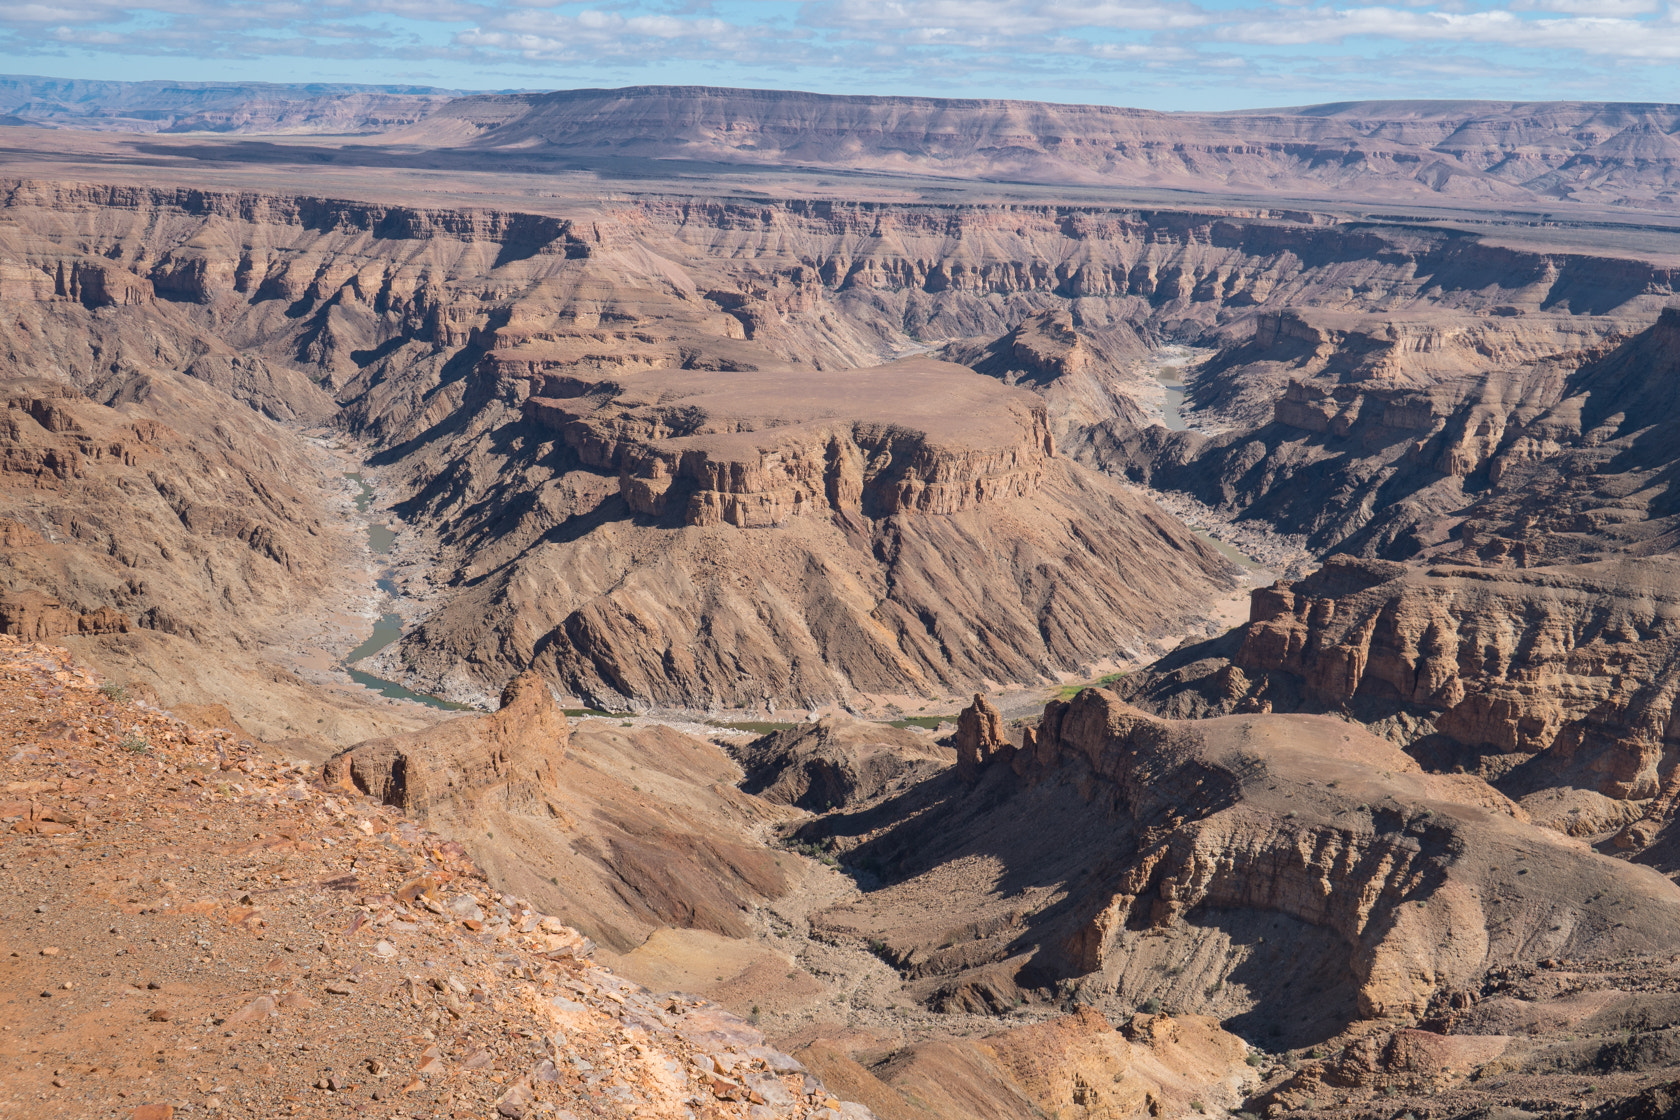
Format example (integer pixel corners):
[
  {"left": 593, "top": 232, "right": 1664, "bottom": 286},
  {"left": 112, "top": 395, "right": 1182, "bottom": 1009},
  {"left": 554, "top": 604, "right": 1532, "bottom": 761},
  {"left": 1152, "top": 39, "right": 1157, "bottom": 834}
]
[
  {"left": 227, "top": 994, "right": 275, "bottom": 1023},
  {"left": 496, "top": 1081, "right": 531, "bottom": 1117}
]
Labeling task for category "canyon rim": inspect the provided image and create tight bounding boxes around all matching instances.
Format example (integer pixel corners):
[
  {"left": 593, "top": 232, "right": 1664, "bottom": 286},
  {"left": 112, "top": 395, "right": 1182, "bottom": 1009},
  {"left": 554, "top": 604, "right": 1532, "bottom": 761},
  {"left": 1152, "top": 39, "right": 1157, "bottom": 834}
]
[{"left": 8, "top": 74, "right": 1680, "bottom": 1120}]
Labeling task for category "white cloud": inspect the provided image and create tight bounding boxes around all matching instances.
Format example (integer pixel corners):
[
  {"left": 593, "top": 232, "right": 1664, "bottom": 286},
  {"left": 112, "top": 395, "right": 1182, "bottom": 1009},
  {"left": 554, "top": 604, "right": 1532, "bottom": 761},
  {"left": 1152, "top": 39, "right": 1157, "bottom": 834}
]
[
  {"left": 1216, "top": 5, "right": 1680, "bottom": 58},
  {"left": 3, "top": 0, "right": 1680, "bottom": 107},
  {"left": 1512, "top": 0, "right": 1657, "bottom": 12},
  {"left": 811, "top": 0, "right": 1208, "bottom": 39}
]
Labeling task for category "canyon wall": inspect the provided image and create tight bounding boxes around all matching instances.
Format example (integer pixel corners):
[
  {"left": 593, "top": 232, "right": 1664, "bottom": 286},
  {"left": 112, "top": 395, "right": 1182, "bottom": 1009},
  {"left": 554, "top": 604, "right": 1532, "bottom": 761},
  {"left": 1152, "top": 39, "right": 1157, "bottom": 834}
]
[
  {"left": 413, "top": 88, "right": 1680, "bottom": 210},
  {"left": 2, "top": 180, "right": 1674, "bottom": 709}
]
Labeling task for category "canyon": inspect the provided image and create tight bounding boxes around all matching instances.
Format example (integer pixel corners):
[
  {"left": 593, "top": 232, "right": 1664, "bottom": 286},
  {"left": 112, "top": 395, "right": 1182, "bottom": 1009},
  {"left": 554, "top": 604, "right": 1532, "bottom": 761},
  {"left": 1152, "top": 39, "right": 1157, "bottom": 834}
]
[{"left": 8, "top": 80, "right": 1680, "bottom": 1120}]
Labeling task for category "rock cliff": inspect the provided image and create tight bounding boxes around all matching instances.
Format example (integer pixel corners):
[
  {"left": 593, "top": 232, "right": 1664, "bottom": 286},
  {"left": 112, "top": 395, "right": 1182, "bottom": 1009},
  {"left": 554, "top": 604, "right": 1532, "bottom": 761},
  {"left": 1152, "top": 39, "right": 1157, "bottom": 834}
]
[
  {"left": 0, "top": 377, "right": 340, "bottom": 649},
  {"left": 407, "top": 88, "right": 1680, "bottom": 211},
  {"left": 1124, "top": 553, "right": 1680, "bottom": 854},
  {"left": 803, "top": 688, "right": 1680, "bottom": 1050},
  {"left": 522, "top": 359, "right": 1055, "bottom": 528}
]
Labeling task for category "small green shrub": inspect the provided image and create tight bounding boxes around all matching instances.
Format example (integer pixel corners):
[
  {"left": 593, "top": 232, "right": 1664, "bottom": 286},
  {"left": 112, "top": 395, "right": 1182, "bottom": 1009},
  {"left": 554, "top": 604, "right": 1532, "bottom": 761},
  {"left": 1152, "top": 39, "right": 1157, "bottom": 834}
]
[
  {"left": 99, "top": 682, "right": 129, "bottom": 703},
  {"left": 1139, "top": 997, "right": 1163, "bottom": 1015},
  {"left": 1245, "top": 1052, "right": 1264, "bottom": 1067},
  {"left": 1190, "top": 1102, "right": 1205, "bottom": 1113},
  {"left": 789, "top": 840, "right": 839, "bottom": 867},
  {"left": 120, "top": 734, "right": 150, "bottom": 753}
]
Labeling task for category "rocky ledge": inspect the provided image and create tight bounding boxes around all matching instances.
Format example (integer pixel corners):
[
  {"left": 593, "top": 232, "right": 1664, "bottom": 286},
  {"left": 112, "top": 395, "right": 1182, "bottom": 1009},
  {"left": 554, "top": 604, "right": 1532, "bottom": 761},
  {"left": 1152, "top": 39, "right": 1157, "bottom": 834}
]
[{"left": 523, "top": 358, "right": 1054, "bottom": 528}]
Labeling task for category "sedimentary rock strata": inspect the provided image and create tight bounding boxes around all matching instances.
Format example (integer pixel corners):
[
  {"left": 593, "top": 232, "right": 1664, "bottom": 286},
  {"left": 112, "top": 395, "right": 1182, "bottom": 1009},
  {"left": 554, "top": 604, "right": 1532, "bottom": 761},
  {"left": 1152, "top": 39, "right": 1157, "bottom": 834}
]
[
  {"left": 0, "top": 377, "right": 338, "bottom": 647},
  {"left": 1122, "top": 552, "right": 1680, "bottom": 854},
  {"left": 407, "top": 88, "right": 1680, "bottom": 211},
  {"left": 807, "top": 688, "right": 1680, "bottom": 1049},
  {"left": 14, "top": 82, "right": 1680, "bottom": 1120},
  {"left": 522, "top": 359, "right": 1055, "bottom": 528}
]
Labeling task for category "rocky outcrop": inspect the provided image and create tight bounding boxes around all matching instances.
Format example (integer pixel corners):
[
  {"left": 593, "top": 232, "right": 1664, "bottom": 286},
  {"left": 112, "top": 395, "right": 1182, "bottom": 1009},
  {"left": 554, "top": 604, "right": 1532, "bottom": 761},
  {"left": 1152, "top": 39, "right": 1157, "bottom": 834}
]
[
  {"left": 735, "top": 716, "right": 952, "bottom": 812},
  {"left": 954, "top": 693, "right": 1009, "bottom": 782},
  {"left": 1005, "top": 309, "right": 1091, "bottom": 382},
  {"left": 811, "top": 688, "right": 1680, "bottom": 1037},
  {"left": 1125, "top": 553, "right": 1680, "bottom": 847},
  {"left": 522, "top": 359, "right": 1055, "bottom": 529},
  {"left": 325, "top": 679, "right": 794, "bottom": 951},
  {"left": 0, "top": 589, "right": 130, "bottom": 639},
  {"left": 1021, "top": 691, "right": 1569, "bottom": 1018},
  {"left": 323, "top": 669, "right": 568, "bottom": 816}
]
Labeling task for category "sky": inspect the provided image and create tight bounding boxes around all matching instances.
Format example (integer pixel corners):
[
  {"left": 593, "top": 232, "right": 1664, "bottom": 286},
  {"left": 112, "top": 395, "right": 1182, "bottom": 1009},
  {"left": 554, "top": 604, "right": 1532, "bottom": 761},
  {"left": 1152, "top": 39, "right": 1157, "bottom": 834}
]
[{"left": 1, "top": 0, "right": 1678, "bottom": 112}]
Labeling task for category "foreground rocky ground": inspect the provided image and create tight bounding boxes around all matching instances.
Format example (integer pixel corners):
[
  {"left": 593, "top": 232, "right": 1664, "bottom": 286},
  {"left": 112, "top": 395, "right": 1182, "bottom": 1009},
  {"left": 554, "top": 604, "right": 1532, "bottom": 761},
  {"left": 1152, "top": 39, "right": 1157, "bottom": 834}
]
[
  {"left": 1, "top": 636, "right": 1287, "bottom": 1120},
  {"left": 0, "top": 635, "right": 877, "bottom": 1120}
]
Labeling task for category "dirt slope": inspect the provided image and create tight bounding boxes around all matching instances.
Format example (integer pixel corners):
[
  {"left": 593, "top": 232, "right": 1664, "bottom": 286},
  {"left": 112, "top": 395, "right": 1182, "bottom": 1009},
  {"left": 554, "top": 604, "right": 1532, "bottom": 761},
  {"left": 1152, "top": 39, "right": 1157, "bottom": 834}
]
[{"left": 0, "top": 635, "right": 877, "bottom": 1119}]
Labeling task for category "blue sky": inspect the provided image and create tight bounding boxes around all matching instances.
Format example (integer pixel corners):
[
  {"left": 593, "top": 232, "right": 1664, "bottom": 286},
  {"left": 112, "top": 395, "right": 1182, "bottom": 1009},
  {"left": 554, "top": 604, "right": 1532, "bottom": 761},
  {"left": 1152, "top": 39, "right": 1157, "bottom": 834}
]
[{"left": 1, "top": 0, "right": 1678, "bottom": 111}]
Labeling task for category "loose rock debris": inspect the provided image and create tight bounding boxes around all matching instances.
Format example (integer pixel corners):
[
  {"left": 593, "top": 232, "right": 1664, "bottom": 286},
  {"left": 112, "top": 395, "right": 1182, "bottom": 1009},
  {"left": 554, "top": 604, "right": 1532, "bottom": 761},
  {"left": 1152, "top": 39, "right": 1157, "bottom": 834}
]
[{"left": 0, "top": 635, "right": 876, "bottom": 1120}]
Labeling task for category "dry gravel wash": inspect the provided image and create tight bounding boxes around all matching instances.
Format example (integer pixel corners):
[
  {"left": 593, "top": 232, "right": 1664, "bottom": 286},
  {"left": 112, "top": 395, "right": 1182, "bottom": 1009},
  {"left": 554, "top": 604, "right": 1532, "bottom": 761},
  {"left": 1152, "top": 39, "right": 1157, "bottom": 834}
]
[{"left": 0, "top": 635, "right": 875, "bottom": 1120}]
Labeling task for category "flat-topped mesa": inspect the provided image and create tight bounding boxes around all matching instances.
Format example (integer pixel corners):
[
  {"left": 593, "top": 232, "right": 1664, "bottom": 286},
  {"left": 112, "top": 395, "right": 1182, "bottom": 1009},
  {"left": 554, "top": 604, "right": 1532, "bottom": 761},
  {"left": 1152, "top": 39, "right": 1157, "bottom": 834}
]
[{"left": 524, "top": 358, "right": 1055, "bottom": 529}]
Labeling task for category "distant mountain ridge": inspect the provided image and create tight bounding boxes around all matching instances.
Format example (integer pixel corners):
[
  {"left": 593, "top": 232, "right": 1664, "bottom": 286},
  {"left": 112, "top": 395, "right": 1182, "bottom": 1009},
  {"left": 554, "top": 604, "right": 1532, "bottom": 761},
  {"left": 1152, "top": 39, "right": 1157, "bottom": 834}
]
[
  {"left": 0, "top": 73, "right": 483, "bottom": 134},
  {"left": 6, "top": 75, "right": 1680, "bottom": 209},
  {"left": 399, "top": 85, "right": 1680, "bottom": 209}
]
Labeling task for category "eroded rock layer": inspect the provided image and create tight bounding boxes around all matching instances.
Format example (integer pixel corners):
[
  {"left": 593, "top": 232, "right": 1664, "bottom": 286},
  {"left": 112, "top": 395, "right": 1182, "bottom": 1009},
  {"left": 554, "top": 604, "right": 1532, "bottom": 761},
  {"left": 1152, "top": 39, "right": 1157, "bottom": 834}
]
[
  {"left": 410, "top": 88, "right": 1680, "bottom": 211},
  {"left": 799, "top": 689, "right": 1680, "bottom": 1057}
]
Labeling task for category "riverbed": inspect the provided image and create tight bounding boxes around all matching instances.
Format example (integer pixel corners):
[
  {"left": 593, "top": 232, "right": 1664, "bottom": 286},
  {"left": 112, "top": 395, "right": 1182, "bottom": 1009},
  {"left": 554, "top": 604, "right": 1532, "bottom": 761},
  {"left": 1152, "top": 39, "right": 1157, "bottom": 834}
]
[
  {"left": 341, "top": 473, "right": 471, "bottom": 712},
  {"left": 1151, "top": 344, "right": 1210, "bottom": 432}
]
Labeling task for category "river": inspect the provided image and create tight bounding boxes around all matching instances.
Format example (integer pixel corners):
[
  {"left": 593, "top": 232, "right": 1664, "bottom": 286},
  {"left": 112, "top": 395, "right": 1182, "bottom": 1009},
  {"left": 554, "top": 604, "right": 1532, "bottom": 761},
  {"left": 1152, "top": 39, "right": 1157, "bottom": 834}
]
[
  {"left": 342, "top": 473, "right": 471, "bottom": 712},
  {"left": 1151, "top": 344, "right": 1214, "bottom": 432}
]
